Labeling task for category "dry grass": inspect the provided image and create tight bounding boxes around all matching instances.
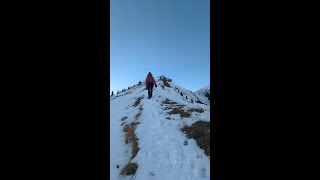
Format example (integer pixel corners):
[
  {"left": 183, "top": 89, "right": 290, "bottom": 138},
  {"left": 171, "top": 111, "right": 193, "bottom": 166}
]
[
  {"left": 164, "top": 106, "right": 173, "bottom": 110},
  {"left": 120, "top": 163, "right": 138, "bottom": 176},
  {"left": 187, "top": 108, "right": 205, "bottom": 113},
  {"left": 162, "top": 99, "right": 186, "bottom": 112},
  {"left": 181, "top": 121, "right": 210, "bottom": 156},
  {"left": 123, "top": 122, "right": 140, "bottom": 160},
  {"left": 134, "top": 105, "right": 143, "bottom": 120},
  {"left": 133, "top": 96, "right": 143, "bottom": 107},
  {"left": 121, "top": 121, "right": 140, "bottom": 177},
  {"left": 159, "top": 77, "right": 171, "bottom": 87},
  {"left": 120, "top": 120, "right": 141, "bottom": 177},
  {"left": 168, "top": 107, "right": 191, "bottom": 118},
  {"left": 134, "top": 112, "right": 141, "bottom": 120},
  {"left": 161, "top": 99, "right": 178, "bottom": 105}
]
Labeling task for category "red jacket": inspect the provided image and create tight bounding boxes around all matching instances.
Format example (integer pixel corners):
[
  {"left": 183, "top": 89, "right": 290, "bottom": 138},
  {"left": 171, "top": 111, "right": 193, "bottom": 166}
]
[{"left": 145, "top": 73, "right": 157, "bottom": 88}]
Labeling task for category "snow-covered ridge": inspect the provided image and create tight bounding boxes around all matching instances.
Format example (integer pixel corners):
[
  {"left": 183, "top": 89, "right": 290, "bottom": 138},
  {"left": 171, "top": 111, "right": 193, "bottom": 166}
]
[
  {"left": 110, "top": 75, "right": 210, "bottom": 180},
  {"left": 194, "top": 85, "right": 210, "bottom": 106},
  {"left": 111, "top": 75, "right": 210, "bottom": 105}
]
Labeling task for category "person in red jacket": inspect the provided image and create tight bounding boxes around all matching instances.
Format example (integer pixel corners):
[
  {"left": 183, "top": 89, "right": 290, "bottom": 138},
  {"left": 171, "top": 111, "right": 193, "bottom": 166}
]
[{"left": 145, "top": 72, "right": 157, "bottom": 99}]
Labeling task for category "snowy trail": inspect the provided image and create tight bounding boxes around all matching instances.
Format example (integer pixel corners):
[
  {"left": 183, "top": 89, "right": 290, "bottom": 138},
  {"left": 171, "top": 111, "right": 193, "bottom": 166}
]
[
  {"left": 111, "top": 78, "right": 210, "bottom": 180},
  {"left": 134, "top": 91, "right": 210, "bottom": 180}
]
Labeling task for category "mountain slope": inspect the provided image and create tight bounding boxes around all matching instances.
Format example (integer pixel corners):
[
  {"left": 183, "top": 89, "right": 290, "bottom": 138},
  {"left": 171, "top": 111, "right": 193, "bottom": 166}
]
[
  {"left": 194, "top": 85, "right": 210, "bottom": 106},
  {"left": 110, "top": 76, "right": 210, "bottom": 180}
]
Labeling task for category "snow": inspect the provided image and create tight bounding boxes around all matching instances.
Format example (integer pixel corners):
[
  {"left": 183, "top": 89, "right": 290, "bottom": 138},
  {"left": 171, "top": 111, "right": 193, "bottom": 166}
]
[
  {"left": 194, "top": 85, "right": 211, "bottom": 106},
  {"left": 110, "top": 77, "right": 210, "bottom": 180}
]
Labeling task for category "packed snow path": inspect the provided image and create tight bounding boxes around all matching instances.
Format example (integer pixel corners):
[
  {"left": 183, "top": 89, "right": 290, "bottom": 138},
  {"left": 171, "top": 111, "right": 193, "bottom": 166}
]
[{"left": 110, "top": 78, "right": 210, "bottom": 180}]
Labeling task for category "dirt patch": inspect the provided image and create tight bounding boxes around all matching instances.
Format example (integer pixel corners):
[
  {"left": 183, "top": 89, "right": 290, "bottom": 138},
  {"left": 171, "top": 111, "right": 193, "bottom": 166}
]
[
  {"left": 133, "top": 96, "right": 143, "bottom": 107},
  {"left": 181, "top": 121, "right": 210, "bottom": 156},
  {"left": 120, "top": 162, "right": 138, "bottom": 176},
  {"left": 168, "top": 107, "right": 191, "bottom": 118},
  {"left": 187, "top": 108, "right": 204, "bottom": 113}
]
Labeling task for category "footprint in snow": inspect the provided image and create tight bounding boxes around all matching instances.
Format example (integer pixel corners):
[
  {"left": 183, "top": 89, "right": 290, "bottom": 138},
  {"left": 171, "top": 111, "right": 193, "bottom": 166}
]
[
  {"left": 196, "top": 153, "right": 203, "bottom": 159},
  {"left": 190, "top": 163, "right": 195, "bottom": 169},
  {"left": 183, "top": 140, "right": 188, "bottom": 146},
  {"left": 199, "top": 168, "right": 206, "bottom": 178}
]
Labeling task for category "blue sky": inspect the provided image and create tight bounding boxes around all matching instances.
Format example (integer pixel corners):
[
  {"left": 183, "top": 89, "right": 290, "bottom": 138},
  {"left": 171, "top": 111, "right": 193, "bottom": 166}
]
[{"left": 110, "top": 0, "right": 210, "bottom": 94}]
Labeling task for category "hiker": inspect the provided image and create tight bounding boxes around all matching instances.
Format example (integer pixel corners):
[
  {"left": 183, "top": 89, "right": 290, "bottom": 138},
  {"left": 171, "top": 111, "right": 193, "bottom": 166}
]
[{"left": 145, "top": 72, "right": 157, "bottom": 99}]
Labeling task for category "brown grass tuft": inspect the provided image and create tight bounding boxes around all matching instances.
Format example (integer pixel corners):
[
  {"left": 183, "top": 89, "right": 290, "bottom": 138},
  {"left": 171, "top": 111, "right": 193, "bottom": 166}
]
[
  {"left": 134, "top": 112, "right": 141, "bottom": 120},
  {"left": 159, "top": 77, "right": 171, "bottom": 87},
  {"left": 161, "top": 99, "right": 178, "bottom": 105},
  {"left": 164, "top": 106, "right": 172, "bottom": 110},
  {"left": 120, "top": 163, "right": 138, "bottom": 176},
  {"left": 121, "top": 118, "right": 141, "bottom": 177},
  {"left": 187, "top": 108, "right": 205, "bottom": 113},
  {"left": 123, "top": 122, "right": 140, "bottom": 160},
  {"left": 181, "top": 121, "right": 210, "bottom": 156},
  {"left": 133, "top": 96, "right": 143, "bottom": 107},
  {"left": 168, "top": 107, "right": 191, "bottom": 118}
]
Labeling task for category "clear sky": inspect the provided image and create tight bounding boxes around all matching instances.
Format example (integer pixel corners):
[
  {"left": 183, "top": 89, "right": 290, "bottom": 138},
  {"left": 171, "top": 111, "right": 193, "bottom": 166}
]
[{"left": 110, "top": 0, "right": 210, "bottom": 94}]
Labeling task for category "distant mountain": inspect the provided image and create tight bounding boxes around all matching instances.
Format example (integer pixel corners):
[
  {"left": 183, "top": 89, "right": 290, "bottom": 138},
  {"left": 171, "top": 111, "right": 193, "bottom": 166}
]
[
  {"left": 110, "top": 75, "right": 210, "bottom": 179},
  {"left": 194, "top": 85, "right": 210, "bottom": 106}
]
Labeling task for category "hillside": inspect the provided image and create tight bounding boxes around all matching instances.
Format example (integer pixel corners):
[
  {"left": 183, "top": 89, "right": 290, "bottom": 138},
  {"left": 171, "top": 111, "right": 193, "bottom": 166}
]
[
  {"left": 110, "top": 76, "right": 210, "bottom": 180},
  {"left": 194, "top": 85, "right": 210, "bottom": 106}
]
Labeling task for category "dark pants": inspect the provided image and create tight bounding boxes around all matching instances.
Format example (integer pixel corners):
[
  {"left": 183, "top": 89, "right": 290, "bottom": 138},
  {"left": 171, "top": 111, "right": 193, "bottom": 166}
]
[{"left": 147, "top": 82, "right": 154, "bottom": 99}]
